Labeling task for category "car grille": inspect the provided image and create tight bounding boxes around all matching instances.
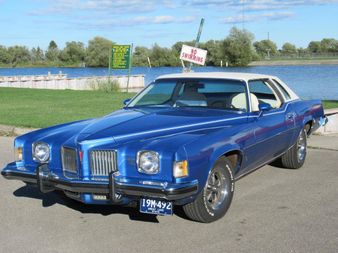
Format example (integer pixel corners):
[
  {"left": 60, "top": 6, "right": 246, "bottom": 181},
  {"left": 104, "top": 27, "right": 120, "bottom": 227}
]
[
  {"left": 61, "top": 147, "right": 77, "bottom": 174},
  {"left": 90, "top": 150, "right": 117, "bottom": 179}
]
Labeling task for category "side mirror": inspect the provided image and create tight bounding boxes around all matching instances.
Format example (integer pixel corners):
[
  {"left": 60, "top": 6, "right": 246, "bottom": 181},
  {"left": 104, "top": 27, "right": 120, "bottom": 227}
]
[
  {"left": 123, "top": 98, "right": 131, "bottom": 106},
  {"left": 259, "top": 102, "right": 272, "bottom": 112},
  {"left": 258, "top": 103, "right": 272, "bottom": 117}
]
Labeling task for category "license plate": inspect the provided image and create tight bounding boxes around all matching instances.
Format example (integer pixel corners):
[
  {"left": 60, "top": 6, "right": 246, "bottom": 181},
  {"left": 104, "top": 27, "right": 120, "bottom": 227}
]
[{"left": 140, "top": 198, "right": 173, "bottom": 216}]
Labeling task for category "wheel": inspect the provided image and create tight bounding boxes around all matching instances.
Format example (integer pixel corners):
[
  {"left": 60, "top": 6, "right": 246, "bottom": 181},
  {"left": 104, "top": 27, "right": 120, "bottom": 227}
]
[
  {"left": 281, "top": 127, "right": 307, "bottom": 169},
  {"left": 183, "top": 157, "right": 234, "bottom": 223}
]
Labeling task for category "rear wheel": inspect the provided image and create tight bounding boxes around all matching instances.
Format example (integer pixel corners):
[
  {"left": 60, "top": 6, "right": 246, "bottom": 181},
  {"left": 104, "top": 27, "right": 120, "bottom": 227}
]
[
  {"left": 281, "top": 127, "right": 307, "bottom": 169},
  {"left": 183, "top": 157, "right": 234, "bottom": 223}
]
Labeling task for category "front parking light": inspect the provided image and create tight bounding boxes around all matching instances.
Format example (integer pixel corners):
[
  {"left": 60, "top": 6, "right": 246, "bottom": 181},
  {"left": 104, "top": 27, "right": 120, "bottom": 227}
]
[
  {"left": 173, "top": 160, "right": 188, "bottom": 178},
  {"left": 14, "top": 147, "right": 23, "bottom": 162}
]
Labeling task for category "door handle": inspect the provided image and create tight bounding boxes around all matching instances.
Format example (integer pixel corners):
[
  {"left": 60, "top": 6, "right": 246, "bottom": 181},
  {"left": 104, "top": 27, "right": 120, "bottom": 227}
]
[{"left": 286, "top": 112, "right": 295, "bottom": 120}]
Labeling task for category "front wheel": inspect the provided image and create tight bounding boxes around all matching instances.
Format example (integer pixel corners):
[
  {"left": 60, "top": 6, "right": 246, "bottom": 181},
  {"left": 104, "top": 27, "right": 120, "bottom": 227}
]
[
  {"left": 183, "top": 157, "right": 235, "bottom": 223},
  {"left": 281, "top": 127, "right": 307, "bottom": 169}
]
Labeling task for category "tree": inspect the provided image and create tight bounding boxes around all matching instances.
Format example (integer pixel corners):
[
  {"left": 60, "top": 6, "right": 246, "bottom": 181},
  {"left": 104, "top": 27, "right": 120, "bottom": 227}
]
[
  {"left": 59, "top": 41, "right": 86, "bottom": 64},
  {"left": 46, "top": 40, "right": 59, "bottom": 62},
  {"left": 0, "top": 45, "right": 10, "bottom": 64},
  {"left": 253, "top": 40, "right": 278, "bottom": 58},
  {"left": 31, "top": 47, "right": 45, "bottom": 63},
  {"left": 86, "top": 37, "right": 114, "bottom": 67},
  {"left": 220, "top": 27, "right": 255, "bottom": 66},
  {"left": 307, "top": 41, "right": 321, "bottom": 53},
  {"left": 148, "top": 44, "right": 178, "bottom": 67},
  {"left": 133, "top": 46, "right": 151, "bottom": 66},
  {"left": 281, "top": 43, "right": 298, "bottom": 56},
  {"left": 320, "top": 38, "right": 338, "bottom": 53},
  {"left": 7, "top": 46, "right": 31, "bottom": 66},
  {"left": 199, "top": 40, "right": 223, "bottom": 66}
]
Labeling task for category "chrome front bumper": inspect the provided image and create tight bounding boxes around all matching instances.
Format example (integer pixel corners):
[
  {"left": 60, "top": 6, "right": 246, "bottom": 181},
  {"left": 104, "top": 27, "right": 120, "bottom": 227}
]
[{"left": 1, "top": 163, "right": 198, "bottom": 202}]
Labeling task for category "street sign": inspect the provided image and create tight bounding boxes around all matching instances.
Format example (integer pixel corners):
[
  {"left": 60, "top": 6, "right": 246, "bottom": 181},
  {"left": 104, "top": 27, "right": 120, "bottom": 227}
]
[
  {"left": 180, "top": 44, "right": 207, "bottom": 66},
  {"left": 111, "top": 45, "right": 131, "bottom": 69}
]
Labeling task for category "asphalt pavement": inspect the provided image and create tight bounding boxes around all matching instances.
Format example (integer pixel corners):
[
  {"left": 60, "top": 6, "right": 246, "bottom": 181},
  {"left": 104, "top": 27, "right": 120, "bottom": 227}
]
[{"left": 0, "top": 136, "right": 337, "bottom": 253}]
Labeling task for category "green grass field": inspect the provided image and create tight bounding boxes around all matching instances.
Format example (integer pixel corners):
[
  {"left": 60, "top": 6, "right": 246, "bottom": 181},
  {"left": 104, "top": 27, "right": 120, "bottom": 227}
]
[
  {"left": 0, "top": 88, "right": 134, "bottom": 128},
  {"left": 322, "top": 100, "right": 338, "bottom": 110},
  {"left": 0, "top": 87, "right": 337, "bottom": 128}
]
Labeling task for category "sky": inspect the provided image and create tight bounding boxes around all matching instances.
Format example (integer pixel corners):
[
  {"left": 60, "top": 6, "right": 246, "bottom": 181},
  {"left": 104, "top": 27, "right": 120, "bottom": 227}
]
[{"left": 0, "top": 0, "right": 338, "bottom": 50}]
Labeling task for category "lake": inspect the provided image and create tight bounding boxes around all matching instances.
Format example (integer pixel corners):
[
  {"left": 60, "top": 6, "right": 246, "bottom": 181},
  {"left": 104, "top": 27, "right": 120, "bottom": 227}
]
[{"left": 0, "top": 65, "right": 337, "bottom": 100}]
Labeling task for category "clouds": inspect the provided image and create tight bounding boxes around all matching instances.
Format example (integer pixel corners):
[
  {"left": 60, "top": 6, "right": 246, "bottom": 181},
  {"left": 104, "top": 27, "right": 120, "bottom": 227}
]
[
  {"left": 187, "top": 0, "right": 338, "bottom": 24},
  {"left": 78, "top": 15, "right": 196, "bottom": 29},
  {"left": 25, "top": 0, "right": 338, "bottom": 28},
  {"left": 221, "top": 11, "right": 294, "bottom": 24}
]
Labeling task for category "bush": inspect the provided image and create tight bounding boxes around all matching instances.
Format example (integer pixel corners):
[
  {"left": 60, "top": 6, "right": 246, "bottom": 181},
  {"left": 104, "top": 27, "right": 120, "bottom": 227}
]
[{"left": 89, "top": 79, "right": 120, "bottom": 93}]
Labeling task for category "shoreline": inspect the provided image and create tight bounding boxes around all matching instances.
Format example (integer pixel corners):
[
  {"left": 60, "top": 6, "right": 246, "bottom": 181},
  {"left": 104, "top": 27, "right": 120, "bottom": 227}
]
[
  {"left": 1, "top": 59, "right": 338, "bottom": 69},
  {"left": 249, "top": 59, "right": 338, "bottom": 66}
]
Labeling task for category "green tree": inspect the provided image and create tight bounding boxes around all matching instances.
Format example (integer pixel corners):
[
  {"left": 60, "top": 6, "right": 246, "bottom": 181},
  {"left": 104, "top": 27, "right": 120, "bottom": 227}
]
[
  {"left": 199, "top": 40, "right": 223, "bottom": 66},
  {"left": 253, "top": 40, "right": 278, "bottom": 58},
  {"left": 307, "top": 41, "right": 321, "bottom": 53},
  {"left": 7, "top": 46, "right": 31, "bottom": 66},
  {"left": 320, "top": 38, "right": 338, "bottom": 53},
  {"left": 86, "top": 37, "right": 114, "bottom": 67},
  {"left": 59, "top": 41, "right": 86, "bottom": 64},
  {"left": 281, "top": 43, "right": 298, "bottom": 56},
  {"left": 221, "top": 27, "right": 255, "bottom": 66},
  {"left": 149, "top": 44, "right": 178, "bottom": 67},
  {"left": 133, "top": 46, "right": 151, "bottom": 66},
  {"left": 31, "top": 47, "right": 45, "bottom": 63},
  {"left": 0, "top": 45, "right": 10, "bottom": 64},
  {"left": 45, "top": 40, "right": 59, "bottom": 62}
]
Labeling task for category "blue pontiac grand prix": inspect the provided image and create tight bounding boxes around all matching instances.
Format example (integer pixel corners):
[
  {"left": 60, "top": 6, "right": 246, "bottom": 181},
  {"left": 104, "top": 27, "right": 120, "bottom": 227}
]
[{"left": 2, "top": 72, "right": 327, "bottom": 223}]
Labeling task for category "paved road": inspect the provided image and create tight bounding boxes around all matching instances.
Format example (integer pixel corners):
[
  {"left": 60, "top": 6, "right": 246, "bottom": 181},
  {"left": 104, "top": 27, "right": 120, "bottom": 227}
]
[{"left": 0, "top": 136, "right": 337, "bottom": 253}]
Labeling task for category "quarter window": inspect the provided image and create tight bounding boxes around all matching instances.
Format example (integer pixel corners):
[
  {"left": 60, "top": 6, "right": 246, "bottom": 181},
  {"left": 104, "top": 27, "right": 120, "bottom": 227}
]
[{"left": 273, "top": 79, "right": 291, "bottom": 100}]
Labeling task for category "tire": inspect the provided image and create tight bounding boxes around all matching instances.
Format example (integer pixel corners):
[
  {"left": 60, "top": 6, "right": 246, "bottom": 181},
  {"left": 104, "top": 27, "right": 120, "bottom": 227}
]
[
  {"left": 183, "top": 157, "right": 235, "bottom": 223},
  {"left": 281, "top": 127, "right": 307, "bottom": 169}
]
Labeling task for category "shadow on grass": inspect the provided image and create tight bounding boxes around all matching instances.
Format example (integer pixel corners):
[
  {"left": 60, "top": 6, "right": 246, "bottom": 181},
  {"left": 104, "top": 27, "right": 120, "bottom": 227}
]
[{"left": 12, "top": 185, "right": 190, "bottom": 223}]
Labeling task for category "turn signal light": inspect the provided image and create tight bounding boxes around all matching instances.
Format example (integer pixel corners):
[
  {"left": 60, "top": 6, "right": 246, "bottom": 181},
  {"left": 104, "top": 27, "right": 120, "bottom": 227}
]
[
  {"left": 14, "top": 147, "right": 23, "bottom": 161},
  {"left": 173, "top": 160, "right": 188, "bottom": 178}
]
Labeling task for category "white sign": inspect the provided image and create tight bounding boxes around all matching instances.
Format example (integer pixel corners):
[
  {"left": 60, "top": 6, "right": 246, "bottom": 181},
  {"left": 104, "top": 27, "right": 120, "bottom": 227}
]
[{"left": 180, "top": 45, "right": 207, "bottom": 66}]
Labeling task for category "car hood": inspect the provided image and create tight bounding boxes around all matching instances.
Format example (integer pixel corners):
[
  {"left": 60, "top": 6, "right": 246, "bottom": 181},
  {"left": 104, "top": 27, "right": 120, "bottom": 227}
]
[{"left": 75, "top": 107, "right": 247, "bottom": 144}]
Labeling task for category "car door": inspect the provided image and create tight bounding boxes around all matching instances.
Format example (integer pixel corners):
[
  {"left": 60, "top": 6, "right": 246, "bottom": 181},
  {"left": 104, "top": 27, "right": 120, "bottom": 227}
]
[{"left": 242, "top": 79, "right": 292, "bottom": 172}]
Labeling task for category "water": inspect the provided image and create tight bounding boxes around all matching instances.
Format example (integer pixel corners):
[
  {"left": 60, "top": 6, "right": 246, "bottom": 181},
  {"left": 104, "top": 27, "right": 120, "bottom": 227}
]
[{"left": 0, "top": 65, "right": 337, "bottom": 100}]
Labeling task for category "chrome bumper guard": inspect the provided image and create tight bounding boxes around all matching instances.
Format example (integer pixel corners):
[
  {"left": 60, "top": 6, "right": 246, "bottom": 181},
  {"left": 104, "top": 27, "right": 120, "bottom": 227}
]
[{"left": 2, "top": 164, "right": 198, "bottom": 202}]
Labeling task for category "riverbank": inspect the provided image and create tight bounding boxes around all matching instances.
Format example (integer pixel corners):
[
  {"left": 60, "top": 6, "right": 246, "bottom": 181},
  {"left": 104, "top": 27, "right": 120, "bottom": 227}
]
[{"left": 249, "top": 59, "right": 338, "bottom": 66}]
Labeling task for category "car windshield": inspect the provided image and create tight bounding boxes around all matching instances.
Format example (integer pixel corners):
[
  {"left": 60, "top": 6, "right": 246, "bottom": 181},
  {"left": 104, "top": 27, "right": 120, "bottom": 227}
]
[{"left": 127, "top": 78, "right": 248, "bottom": 112}]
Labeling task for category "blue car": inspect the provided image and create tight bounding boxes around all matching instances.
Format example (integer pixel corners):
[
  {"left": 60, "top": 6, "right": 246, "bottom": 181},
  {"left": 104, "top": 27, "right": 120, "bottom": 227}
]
[{"left": 2, "top": 72, "right": 328, "bottom": 222}]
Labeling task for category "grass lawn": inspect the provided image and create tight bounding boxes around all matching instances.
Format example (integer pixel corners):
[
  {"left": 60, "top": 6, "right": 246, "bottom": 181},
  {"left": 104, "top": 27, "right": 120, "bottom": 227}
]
[
  {"left": 322, "top": 100, "right": 338, "bottom": 110},
  {"left": 0, "top": 88, "right": 135, "bottom": 128},
  {"left": 0, "top": 87, "right": 337, "bottom": 129}
]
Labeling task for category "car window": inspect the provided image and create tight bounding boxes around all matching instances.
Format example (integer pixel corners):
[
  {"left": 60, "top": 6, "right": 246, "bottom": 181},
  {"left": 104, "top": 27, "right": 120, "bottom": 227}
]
[
  {"left": 249, "top": 80, "right": 281, "bottom": 109},
  {"left": 128, "top": 78, "right": 248, "bottom": 112},
  {"left": 273, "top": 79, "right": 291, "bottom": 100},
  {"left": 128, "top": 82, "right": 177, "bottom": 106}
]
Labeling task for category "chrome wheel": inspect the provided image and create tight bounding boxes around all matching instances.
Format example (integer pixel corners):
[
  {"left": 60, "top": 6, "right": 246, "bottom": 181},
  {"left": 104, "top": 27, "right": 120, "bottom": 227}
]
[
  {"left": 205, "top": 168, "right": 229, "bottom": 210},
  {"left": 297, "top": 130, "right": 306, "bottom": 162}
]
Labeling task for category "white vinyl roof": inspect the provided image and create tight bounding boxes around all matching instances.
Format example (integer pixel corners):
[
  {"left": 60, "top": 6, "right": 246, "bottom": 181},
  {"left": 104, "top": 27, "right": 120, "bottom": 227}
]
[{"left": 156, "top": 72, "right": 276, "bottom": 82}]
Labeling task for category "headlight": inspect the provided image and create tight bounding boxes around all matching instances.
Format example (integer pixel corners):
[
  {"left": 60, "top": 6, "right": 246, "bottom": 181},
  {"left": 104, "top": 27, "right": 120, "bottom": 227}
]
[
  {"left": 137, "top": 151, "right": 159, "bottom": 174},
  {"left": 14, "top": 147, "right": 23, "bottom": 162},
  {"left": 32, "top": 142, "right": 50, "bottom": 163}
]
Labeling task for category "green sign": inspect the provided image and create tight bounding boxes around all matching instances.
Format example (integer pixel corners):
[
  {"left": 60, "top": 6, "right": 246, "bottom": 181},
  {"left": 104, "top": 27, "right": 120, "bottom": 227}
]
[{"left": 111, "top": 45, "right": 131, "bottom": 69}]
